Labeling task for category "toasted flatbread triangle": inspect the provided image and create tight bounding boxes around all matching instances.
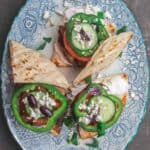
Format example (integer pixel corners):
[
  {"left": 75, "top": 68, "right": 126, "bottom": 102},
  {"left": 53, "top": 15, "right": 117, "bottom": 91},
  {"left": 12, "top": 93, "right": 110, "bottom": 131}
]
[
  {"left": 9, "top": 41, "right": 69, "bottom": 89},
  {"left": 74, "top": 32, "right": 133, "bottom": 84}
]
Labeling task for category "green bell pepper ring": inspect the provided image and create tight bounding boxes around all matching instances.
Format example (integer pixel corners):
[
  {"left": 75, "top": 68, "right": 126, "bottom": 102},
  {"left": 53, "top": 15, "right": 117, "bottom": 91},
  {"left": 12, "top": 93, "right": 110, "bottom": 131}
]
[
  {"left": 104, "top": 94, "right": 123, "bottom": 128},
  {"left": 66, "top": 13, "right": 109, "bottom": 57},
  {"left": 78, "top": 94, "right": 122, "bottom": 133},
  {"left": 73, "top": 83, "right": 107, "bottom": 118},
  {"left": 73, "top": 83, "right": 122, "bottom": 134},
  {"left": 11, "top": 83, "right": 68, "bottom": 132}
]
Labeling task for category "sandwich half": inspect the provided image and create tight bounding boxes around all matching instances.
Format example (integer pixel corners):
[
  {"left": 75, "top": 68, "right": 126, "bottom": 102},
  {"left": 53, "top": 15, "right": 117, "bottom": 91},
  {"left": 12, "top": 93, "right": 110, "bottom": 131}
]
[
  {"left": 10, "top": 41, "right": 69, "bottom": 135},
  {"left": 72, "top": 73, "right": 128, "bottom": 139}
]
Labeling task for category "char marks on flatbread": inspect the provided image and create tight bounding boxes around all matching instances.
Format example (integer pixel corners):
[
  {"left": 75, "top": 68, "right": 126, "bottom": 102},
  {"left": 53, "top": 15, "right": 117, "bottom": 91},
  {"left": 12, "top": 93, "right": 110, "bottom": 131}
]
[
  {"left": 9, "top": 40, "right": 69, "bottom": 89},
  {"left": 74, "top": 32, "right": 133, "bottom": 84}
]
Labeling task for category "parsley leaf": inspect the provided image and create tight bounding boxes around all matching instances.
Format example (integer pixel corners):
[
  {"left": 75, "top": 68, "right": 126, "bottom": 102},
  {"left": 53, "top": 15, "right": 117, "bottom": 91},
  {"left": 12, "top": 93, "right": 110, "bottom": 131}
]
[
  {"left": 116, "top": 26, "right": 127, "bottom": 34},
  {"left": 97, "top": 123, "right": 106, "bottom": 137},
  {"left": 67, "top": 132, "right": 78, "bottom": 145},
  {"left": 86, "top": 138, "right": 99, "bottom": 148},
  {"left": 85, "top": 76, "right": 92, "bottom": 84},
  {"left": 36, "top": 42, "right": 47, "bottom": 50},
  {"left": 97, "top": 11, "right": 105, "bottom": 19},
  {"left": 43, "top": 37, "right": 52, "bottom": 43},
  {"left": 119, "top": 52, "right": 123, "bottom": 57},
  {"left": 64, "top": 116, "right": 74, "bottom": 128},
  {"left": 36, "top": 37, "right": 52, "bottom": 50}
]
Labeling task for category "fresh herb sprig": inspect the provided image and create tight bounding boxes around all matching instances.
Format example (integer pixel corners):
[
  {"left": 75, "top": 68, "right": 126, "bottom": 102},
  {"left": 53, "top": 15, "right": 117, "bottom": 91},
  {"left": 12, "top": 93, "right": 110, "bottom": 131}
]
[
  {"left": 36, "top": 37, "right": 52, "bottom": 50},
  {"left": 67, "top": 132, "right": 78, "bottom": 145},
  {"left": 97, "top": 11, "right": 105, "bottom": 19},
  {"left": 116, "top": 26, "right": 127, "bottom": 34},
  {"left": 64, "top": 116, "right": 74, "bottom": 128}
]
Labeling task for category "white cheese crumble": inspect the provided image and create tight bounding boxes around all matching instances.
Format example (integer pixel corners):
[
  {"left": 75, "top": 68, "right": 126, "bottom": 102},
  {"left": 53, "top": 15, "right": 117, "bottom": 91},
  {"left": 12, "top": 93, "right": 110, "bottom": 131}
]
[
  {"left": 79, "top": 103, "right": 87, "bottom": 110},
  {"left": 79, "top": 117, "right": 90, "bottom": 125},
  {"left": 104, "top": 11, "right": 112, "bottom": 19},
  {"left": 29, "top": 108, "right": 42, "bottom": 119},
  {"left": 96, "top": 115, "right": 102, "bottom": 122},
  {"left": 33, "top": 92, "right": 56, "bottom": 108},
  {"left": 43, "top": 11, "right": 50, "bottom": 20},
  {"left": 64, "top": 5, "right": 102, "bottom": 20},
  {"left": 23, "top": 91, "right": 56, "bottom": 119},
  {"left": 23, "top": 97, "right": 28, "bottom": 104},
  {"left": 74, "top": 25, "right": 82, "bottom": 32}
]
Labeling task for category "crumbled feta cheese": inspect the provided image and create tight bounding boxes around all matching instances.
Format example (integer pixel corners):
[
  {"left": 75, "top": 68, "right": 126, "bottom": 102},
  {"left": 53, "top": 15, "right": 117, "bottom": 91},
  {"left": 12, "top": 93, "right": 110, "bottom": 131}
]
[
  {"left": 84, "top": 5, "right": 101, "bottom": 15},
  {"left": 38, "top": 99, "right": 45, "bottom": 106},
  {"left": 23, "top": 97, "right": 28, "bottom": 104},
  {"left": 79, "top": 117, "right": 90, "bottom": 125},
  {"left": 105, "top": 11, "right": 112, "bottom": 19},
  {"left": 74, "top": 25, "right": 82, "bottom": 32},
  {"left": 50, "top": 100, "right": 56, "bottom": 106},
  {"left": 30, "top": 108, "right": 41, "bottom": 119},
  {"left": 96, "top": 115, "right": 102, "bottom": 122},
  {"left": 43, "top": 11, "right": 50, "bottom": 20},
  {"left": 79, "top": 103, "right": 87, "bottom": 110},
  {"left": 87, "top": 106, "right": 93, "bottom": 113},
  {"left": 131, "top": 92, "right": 135, "bottom": 98},
  {"left": 64, "top": 5, "right": 102, "bottom": 20}
]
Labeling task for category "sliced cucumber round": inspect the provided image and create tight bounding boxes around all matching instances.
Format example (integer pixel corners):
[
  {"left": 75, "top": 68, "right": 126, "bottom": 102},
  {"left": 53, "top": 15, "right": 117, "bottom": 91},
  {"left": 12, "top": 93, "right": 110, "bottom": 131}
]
[
  {"left": 71, "top": 23, "right": 98, "bottom": 53},
  {"left": 90, "top": 96, "right": 116, "bottom": 123}
]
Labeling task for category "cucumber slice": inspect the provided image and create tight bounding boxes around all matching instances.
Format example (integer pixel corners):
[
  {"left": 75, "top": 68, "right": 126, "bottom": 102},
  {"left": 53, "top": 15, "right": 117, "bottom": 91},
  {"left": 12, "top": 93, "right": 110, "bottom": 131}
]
[
  {"left": 71, "top": 23, "right": 98, "bottom": 52},
  {"left": 90, "top": 96, "right": 115, "bottom": 123}
]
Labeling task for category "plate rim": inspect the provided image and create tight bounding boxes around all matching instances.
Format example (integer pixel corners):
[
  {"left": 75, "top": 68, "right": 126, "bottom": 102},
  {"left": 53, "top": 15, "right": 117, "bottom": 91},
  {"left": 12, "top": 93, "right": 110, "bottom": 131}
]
[{"left": 1, "top": 0, "right": 150, "bottom": 149}]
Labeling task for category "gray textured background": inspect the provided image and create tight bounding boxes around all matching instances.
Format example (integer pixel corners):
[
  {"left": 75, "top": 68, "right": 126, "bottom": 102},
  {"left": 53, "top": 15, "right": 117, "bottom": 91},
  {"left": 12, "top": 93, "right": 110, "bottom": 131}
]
[{"left": 0, "top": 0, "right": 150, "bottom": 150}]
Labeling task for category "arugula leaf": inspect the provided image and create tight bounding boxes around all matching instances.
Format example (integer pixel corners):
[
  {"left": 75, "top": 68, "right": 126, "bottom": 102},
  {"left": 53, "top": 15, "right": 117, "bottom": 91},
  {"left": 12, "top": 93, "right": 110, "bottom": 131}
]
[
  {"left": 36, "top": 42, "right": 47, "bottom": 50},
  {"left": 116, "top": 26, "right": 127, "bottom": 34},
  {"left": 64, "top": 116, "right": 74, "bottom": 128},
  {"left": 43, "top": 37, "right": 52, "bottom": 43},
  {"left": 67, "top": 132, "right": 78, "bottom": 145},
  {"left": 97, "top": 11, "right": 105, "bottom": 19},
  {"left": 86, "top": 138, "right": 99, "bottom": 148}
]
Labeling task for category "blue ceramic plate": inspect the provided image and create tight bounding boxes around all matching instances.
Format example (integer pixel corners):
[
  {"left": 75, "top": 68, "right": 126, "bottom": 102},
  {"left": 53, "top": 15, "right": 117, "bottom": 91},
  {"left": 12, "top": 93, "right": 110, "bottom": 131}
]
[{"left": 1, "top": 0, "right": 149, "bottom": 150}]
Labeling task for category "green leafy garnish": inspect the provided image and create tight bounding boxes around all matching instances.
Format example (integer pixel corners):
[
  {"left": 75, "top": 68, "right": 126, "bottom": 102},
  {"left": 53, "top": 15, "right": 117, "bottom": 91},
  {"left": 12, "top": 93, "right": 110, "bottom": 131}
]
[
  {"left": 119, "top": 52, "right": 123, "bottom": 57},
  {"left": 86, "top": 138, "right": 99, "bottom": 148},
  {"left": 116, "top": 26, "right": 127, "bottom": 34},
  {"left": 36, "top": 37, "right": 52, "bottom": 50},
  {"left": 64, "top": 116, "right": 74, "bottom": 128},
  {"left": 67, "top": 132, "right": 78, "bottom": 145},
  {"left": 43, "top": 37, "right": 52, "bottom": 43},
  {"left": 97, "top": 123, "right": 106, "bottom": 137},
  {"left": 36, "top": 42, "right": 47, "bottom": 50},
  {"left": 97, "top": 24, "right": 109, "bottom": 42},
  {"left": 97, "top": 11, "right": 104, "bottom": 19},
  {"left": 85, "top": 76, "right": 92, "bottom": 84}
]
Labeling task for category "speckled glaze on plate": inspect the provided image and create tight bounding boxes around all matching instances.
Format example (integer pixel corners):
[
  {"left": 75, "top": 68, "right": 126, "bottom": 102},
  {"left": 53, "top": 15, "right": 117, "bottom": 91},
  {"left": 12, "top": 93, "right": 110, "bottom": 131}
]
[{"left": 1, "top": 0, "right": 149, "bottom": 150}]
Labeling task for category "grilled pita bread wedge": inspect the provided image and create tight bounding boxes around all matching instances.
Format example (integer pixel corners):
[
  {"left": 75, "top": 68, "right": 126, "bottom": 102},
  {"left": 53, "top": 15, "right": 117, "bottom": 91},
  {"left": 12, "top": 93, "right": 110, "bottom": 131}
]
[
  {"left": 77, "top": 73, "right": 128, "bottom": 139},
  {"left": 9, "top": 40, "right": 69, "bottom": 89},
  {"left": 74, "top": 32, "right": 133, "bottom": 84}
]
